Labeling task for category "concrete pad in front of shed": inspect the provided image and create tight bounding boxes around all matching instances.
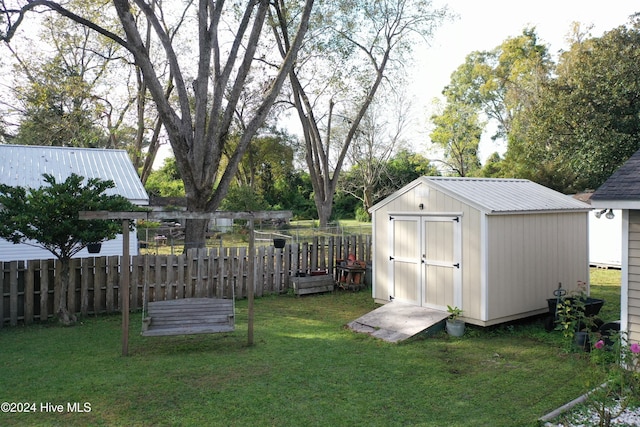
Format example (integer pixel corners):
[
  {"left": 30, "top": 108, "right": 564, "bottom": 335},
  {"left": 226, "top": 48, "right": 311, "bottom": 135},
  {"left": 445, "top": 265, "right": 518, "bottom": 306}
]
[{"left": 348, "top": 302, "right": 449, "bottom": 343}]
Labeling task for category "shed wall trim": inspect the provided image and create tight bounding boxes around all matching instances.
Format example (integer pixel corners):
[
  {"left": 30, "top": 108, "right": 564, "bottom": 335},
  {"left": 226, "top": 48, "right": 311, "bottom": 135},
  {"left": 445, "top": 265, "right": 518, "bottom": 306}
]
[
  {"left": 480, "top": 213, "right": 488, "bottom": 321},
  {"left": 622, "top": 210, "right": 629, "bottom": 337}
]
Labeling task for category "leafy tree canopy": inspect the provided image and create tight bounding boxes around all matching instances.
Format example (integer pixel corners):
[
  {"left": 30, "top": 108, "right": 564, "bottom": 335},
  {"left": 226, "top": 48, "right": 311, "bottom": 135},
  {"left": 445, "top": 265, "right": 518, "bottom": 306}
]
[{"left": 0, "top": 173, "right": 137, "bottom": 259}]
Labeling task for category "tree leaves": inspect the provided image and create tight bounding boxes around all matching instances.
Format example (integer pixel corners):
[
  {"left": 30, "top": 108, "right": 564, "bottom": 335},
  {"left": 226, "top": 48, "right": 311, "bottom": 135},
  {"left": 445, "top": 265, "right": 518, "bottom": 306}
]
[{"left": 0, "top": 173, "right": 137, "bottom": 259}]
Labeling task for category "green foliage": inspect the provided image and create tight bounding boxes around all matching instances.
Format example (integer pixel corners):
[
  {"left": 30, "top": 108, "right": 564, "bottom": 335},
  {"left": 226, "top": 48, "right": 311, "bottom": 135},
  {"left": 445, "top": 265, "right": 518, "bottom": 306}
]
[
  {"left": 377, "top": 149, "right": 439, "bottom": 202},
  {"left": 354, "top": 205, "right": 370, "bottom": 222},
  {"left": 516, "top": 21, "right": 640, "bottom": 191},
  {"left": 446, "top": 305, "right": 463, "bottom": 321},
  {"left": 13, "top": 55, "right": 108, "bottom": 147},
  {"left": 331, "top": 189, "right": 359, "bottom": 220},
  {"left": 144, "top": 157, "right": 185, "bottom": 197},
  {"left": 441, "top": 21, "right": 640, "bottom": 192},
  {"left": 430, "top": 100, "right": 483, "bottom": 176},
  {"left": 219, "top": 185, "right": 269, "bottom": 211},
  {"left": 0, "top": 173, "right": 137, "bottom": 259}
]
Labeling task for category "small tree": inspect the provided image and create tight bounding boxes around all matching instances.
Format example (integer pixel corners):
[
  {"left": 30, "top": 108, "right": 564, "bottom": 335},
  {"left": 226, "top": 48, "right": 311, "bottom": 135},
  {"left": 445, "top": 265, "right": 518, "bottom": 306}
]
[{"left": 0, "top": 173, "right": 138, "bottom": 325}]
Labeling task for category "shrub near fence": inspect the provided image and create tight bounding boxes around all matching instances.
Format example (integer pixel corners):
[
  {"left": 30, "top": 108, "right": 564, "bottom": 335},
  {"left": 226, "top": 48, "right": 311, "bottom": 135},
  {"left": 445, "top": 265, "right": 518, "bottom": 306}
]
[{"left": 0, "top": 235, "right": 371, "bottom": 327}]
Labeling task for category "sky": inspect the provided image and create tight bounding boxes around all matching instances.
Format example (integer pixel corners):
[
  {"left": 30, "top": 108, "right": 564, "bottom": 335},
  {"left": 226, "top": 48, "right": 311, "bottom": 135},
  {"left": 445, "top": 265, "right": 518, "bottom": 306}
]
[{"left": 407, "top": 0, "right": 639, "bottom": 160}]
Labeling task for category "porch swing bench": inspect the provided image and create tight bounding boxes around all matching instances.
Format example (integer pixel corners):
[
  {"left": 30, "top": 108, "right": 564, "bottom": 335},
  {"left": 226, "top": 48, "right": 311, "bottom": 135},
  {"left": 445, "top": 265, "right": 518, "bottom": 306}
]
[{"left": 141, "top": 298, "right": 235, "bottom": 337}]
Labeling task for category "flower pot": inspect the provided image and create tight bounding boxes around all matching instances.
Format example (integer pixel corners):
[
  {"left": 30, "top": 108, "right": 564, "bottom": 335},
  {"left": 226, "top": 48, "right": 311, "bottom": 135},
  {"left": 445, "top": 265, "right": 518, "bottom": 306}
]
[
  {"left": 446, "top": 319, "right": 465, "bottom": 337},
  {"left": 273, "top": 238, "right": 286, "bottom": 249},
  {"left": 87, "top": 243, "right": 102, "bottom": 254},
  {"left": 574, "top": 331, "right": 590, "bottom": 351}
]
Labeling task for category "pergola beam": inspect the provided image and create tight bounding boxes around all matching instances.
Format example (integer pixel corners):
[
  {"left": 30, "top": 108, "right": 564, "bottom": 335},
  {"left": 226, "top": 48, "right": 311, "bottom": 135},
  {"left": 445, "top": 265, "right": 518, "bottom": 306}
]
[{"left": 79, "top": 210, "right": 293, "bottom": 221}]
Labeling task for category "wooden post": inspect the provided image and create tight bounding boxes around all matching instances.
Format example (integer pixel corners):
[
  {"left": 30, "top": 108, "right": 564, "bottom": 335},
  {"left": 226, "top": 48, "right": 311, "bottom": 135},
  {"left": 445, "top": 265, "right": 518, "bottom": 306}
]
[
  {"left": 248, "top": 219, "right": 255, "bottom": 346},
  {"left": 122, "top": 219, "right": 130, "bottom": 356}
]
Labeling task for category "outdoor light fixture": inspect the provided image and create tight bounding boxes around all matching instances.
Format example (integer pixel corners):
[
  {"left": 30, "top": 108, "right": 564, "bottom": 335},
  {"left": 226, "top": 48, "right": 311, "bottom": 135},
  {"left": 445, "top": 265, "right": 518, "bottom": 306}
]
[
  {"left": 594, "top": 209, "right": 615, "bottom": 219},
  {"left": 594, "top": 209, "right": 607, "bottom": 219},
  {"left": 419, "top": 203, "right": 424, "bottom": 210}
]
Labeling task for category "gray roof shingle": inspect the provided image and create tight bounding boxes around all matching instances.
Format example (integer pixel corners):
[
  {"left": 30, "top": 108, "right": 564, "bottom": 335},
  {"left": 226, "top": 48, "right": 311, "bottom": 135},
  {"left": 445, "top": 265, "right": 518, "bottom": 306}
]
[{"left": 591, "top": 149, "right": 640, "bottom": 201}]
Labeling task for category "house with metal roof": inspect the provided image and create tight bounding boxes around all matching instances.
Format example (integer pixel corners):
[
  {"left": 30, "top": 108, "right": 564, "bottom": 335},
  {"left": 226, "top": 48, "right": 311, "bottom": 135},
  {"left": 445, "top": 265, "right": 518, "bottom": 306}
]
[
  {"left": 591, "top": 149, "right": 640, "bottom": 346},
  {"left": 367, "top": 176, "right": 591, "bottom": 327},
  {"left": 0, "top": 145, "right": 149, "bottom": 261}
]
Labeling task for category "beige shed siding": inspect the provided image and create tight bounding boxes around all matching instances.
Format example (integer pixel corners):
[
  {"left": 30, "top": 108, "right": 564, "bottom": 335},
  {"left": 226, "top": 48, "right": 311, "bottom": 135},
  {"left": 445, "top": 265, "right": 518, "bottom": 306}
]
[
  {"left": 485, "top": 213, "right": 589, "bottom": 322},
  {"left": 372, "top": 184, "right": 484, "bottom": 321},
  {"left": 628, "top": 210, "right": 640, "bottom": 344}
]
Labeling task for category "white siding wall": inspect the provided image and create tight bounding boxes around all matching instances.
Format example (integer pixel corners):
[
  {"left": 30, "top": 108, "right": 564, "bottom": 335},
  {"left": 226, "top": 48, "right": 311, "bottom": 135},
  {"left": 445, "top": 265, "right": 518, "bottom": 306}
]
[{"left": 0, "top": 230, "right": 139, "bottom": 262}]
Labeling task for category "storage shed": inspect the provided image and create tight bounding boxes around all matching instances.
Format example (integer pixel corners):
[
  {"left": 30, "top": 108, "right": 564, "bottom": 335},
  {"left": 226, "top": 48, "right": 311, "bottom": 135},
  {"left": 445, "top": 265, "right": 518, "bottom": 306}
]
[
  {"left": 591, "top": 148, "right": 640, "bottom": 346},
  {"left": 369, "top": 177, "right": 591, "bottom": 326},
  {"left": 0, "top": 145, "right": 149, "bottom": 261}
]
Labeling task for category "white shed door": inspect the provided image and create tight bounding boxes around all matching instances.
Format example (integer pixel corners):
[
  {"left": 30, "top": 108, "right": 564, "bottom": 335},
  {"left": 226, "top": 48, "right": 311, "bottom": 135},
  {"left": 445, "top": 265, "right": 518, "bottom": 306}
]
[
  {"left": 388, "top": 215, "right": 462, "bottom": 308},
  {"left": 388, "top": 216, "right": 421, "bottom": 305},
  {"left": 421, "top": 216, "right": 461, "bottom": 311}
]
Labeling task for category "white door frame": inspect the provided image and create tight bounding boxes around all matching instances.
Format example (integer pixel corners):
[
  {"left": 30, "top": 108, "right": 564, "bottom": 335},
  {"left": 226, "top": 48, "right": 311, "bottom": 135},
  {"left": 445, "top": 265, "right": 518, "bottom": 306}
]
[
  {"left": 421, "top": 215, "right": 462, "bottom": 310},
  {"left": 388, "top": 215, "right": 421, "bottom": 305},
  {"left": 388, "top": 213, "right": 462, "bottom": 308}
]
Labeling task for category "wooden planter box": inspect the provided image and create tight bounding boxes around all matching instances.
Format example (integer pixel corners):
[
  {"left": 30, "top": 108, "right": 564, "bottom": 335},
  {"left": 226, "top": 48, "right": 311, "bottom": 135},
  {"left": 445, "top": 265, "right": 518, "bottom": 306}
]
[{"left": 292, "top": 274, "right": 334, "bottom": 296}]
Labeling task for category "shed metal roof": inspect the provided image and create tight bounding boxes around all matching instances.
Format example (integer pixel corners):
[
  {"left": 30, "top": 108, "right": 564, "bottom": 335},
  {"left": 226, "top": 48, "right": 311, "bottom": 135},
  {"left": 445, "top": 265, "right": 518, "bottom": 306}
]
[
  {"left": 370, "top": 177, "right": 591, "bottom": 214},
  {"left": 0, "top": 145, "right": 148, "bottom": 205}
]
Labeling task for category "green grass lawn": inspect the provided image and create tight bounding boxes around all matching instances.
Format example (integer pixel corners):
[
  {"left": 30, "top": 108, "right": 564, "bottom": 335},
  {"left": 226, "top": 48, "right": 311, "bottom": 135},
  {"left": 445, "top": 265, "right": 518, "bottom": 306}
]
[{"left": 0, "top": 269, "right": 621, "bottom": 426}]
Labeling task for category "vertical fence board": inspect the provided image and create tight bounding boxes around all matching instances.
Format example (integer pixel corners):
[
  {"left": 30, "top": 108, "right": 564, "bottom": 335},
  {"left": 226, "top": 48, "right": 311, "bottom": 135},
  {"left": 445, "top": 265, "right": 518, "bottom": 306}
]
[
  {"left": 275, "top": 246, "right": 283, "bottom": 293},
  {"left": 39, "top": 260, "right": 49, "bottom": 321},
  {"left": 238, "top": 247, "right": 247, "bottom": 299},
  {"left": 256, "top": 246, "right": 264, "bottom": 297},
  {"left": 301, "top": 242, "right": 309, "bottom": 273},
  {"left": 228, "top": 247, "right": 236, "bottom": 298},
  {"left": 166, "top": 254, "right": 176, "bottom": 300},
  {"left": 106, "top": 256, "right": 118, "bottom": 312},
  {"left": 328, "top": 237, "right": 335, "bottom": 283},
  {"left": 25, "top": 262, "right": 35, "bottom": 324},
  {"left": 131, "top": 256, "right": 140, "bottom": 310},
  {"left": 186, "top": 250, "right": 195, "bottom": 298},
  {"left": 310, "top": 237, "right": 318, "bottom": 272},
  {"left": 80, "top": 258, "right": 91, "bottom": 316},
  {"left": 9, "top": 261, "right": 18, "bottom": 326},
  {"left": 94, "top": 257, "right": 105, "bottom": 315},
  {"left": 215, "top": 248, "right": 223, "bottom": 298},
  {"left": 176, "top": 255, "right": 185, "bottom": 299},
  {"left": 9, "top": 261, "right": 19, "bottom": 326}
]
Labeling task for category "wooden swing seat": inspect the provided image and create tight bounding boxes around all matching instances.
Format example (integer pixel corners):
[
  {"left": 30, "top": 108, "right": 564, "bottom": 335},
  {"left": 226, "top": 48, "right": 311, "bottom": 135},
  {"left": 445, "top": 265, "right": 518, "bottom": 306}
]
[{"left": 141, "top": 298, "right": 234, "bottom": 337}]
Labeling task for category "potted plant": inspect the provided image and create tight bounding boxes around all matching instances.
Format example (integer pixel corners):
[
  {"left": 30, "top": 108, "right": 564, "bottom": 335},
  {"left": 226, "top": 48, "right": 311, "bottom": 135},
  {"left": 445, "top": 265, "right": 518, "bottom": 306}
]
[
  {"left": 446, "top": 305, "right": 465, "bottom": 337},
  {"left": 555, "top": 282, "right": 601, "bottom": 351},
  {"left": 86, "top": 242, "right": 102, "bottom": 254}
]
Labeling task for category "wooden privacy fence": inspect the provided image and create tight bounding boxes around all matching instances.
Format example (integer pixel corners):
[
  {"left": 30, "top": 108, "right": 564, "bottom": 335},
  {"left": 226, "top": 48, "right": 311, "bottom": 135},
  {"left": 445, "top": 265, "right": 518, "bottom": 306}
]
[{"left": 0, "top": 235, "right": 371, "bottom": 327}]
